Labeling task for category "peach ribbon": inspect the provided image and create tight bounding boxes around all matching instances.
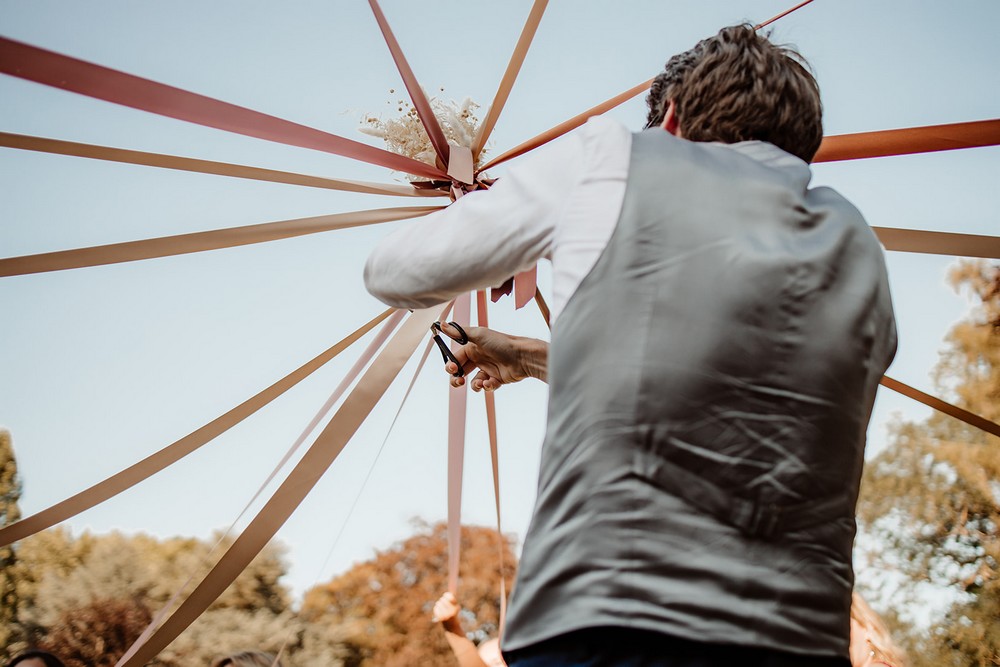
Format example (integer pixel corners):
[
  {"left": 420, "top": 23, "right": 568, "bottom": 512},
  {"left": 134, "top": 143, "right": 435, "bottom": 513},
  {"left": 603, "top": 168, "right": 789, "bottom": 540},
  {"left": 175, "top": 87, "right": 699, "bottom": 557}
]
[
  {"left": 514, "top": 265, "right": 538, "bottom": 309},
  {"left": 0, "top": 132, "right": 444, "bottom": 197},
  {"left": 116, "top": 306, "right": 445, "bottom": 667},
  {"left": 447, "top": 292, "right": 472, "bottom": 594},
  {"left": 0, "top": 206, "right": 441, "bottom": 277},
  {"left": 881, "top": 376, "right": 1000, "bottom": 439},
  {"left": 0, "top": 36, "right": 446, "bottom": 180},
  {"left": 0, "top": 308, "right": 395, "bottom": 548},
  {"left": 873, "top": 227, "right": 1000, "bottom": 260},
  {"left": 472, "top": 0, "right": 549, "bottom": 159},
  {"left": 477, "top": 291, "right": 508, "bottom": 635}
]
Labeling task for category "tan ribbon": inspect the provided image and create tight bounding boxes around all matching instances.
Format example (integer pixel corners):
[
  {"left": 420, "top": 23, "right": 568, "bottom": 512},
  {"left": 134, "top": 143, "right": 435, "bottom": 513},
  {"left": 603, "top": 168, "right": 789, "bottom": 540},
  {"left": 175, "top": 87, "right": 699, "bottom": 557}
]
[
  {"left": 754, "top": 0, "right": 816, "bottom": 30},
  {"left": 447, "top": 293, "right": 472, "bottom": 594},
  {"left": 881, "top": 376, "right": 1000, "bottom": 439},
  {"left": 476, "top": 0, "right": 819, "bottom": 174},
  {"left": 478, "top": 78, "right": 652, "bottom": 174},
  {"left": 534, "top": 288, "right": 552, "bottom": 330},
  {"left": 472, "top": 0, "right": 549, "bottom": 159},
  {"left": 118, "top": 310, "right": 407, "bottom": 666},
  {"left": 874, "top": 227, "right": 1000, "bottom": 260},
  {"left": 477, "top": 291, "right": 508, "bottom": 635},
  {"left": 367, "top": 0, "right": 451, "bottom": 166},
  {"left": 814, "top": 119, "right": 1000, "bottom": 163},
  {"left": 0, "top": 37, "right": 447, "bottom": 181},
  {"left": 268, "top": 336, "right": 438, "bottom": 667},
  {"left": 0, "top": 206, "right": 441, "bottom": 277},
  {"left": 0, "top": 308, "right": 395, "bottom": 548},
  {"left": 117, "top": 306, "right": 444, "bottom": 666},
  {"left": 0, "top": 132, "right": 444, "bottom": 198}
]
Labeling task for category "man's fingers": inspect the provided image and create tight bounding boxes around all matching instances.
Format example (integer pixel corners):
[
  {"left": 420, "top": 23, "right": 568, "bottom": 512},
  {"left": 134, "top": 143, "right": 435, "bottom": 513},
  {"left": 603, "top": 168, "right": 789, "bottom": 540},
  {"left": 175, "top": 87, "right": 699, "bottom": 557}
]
[{"left": 440, "top": 322, "right": 482, "bottom": 343}]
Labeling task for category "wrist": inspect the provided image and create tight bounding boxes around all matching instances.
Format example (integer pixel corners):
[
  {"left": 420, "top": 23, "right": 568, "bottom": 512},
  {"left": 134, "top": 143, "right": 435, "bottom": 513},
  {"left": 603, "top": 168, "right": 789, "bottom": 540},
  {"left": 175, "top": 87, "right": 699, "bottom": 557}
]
[{"left": 517, "top": 337, "right": 549, "bottom": 383}]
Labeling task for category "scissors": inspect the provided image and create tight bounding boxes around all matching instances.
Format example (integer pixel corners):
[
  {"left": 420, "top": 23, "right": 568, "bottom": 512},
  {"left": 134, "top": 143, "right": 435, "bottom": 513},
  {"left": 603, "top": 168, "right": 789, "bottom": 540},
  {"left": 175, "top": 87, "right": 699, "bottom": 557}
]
[{"left": 430, "top": 321, "right": 469, "bottom": 378}]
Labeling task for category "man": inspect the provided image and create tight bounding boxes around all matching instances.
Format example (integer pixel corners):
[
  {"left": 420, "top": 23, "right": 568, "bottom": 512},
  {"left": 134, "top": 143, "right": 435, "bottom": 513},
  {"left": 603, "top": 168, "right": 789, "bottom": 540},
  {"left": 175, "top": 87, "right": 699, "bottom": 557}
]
[{"left": 366, "top": 25, "right": 896, "bottom": 667}]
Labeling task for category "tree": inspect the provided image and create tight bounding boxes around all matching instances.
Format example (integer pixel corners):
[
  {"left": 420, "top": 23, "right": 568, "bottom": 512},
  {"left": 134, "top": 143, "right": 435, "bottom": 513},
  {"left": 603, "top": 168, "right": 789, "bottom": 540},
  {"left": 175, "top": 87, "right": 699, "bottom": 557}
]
[
  {"left": 857, "top": 260, "right": 1000, "bottom": 666},
  {"left": 0, "top": 428, "right": 23, "bottom": 659},
  {"left": 39, "top": 596, "right": 152, "bottom": 667},
  {"left": 302, "top": 521, "right": 517, "bottom": 667},
  {"left": 11, "top": 528, "right": 351, "bottom": 665}
]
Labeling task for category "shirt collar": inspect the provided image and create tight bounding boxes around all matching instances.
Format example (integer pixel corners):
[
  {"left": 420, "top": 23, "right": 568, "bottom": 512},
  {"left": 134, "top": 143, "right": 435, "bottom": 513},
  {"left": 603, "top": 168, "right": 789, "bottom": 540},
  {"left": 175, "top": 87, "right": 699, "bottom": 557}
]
[{"left": 724, "top": 140, "right": 814, "bottom": 190}]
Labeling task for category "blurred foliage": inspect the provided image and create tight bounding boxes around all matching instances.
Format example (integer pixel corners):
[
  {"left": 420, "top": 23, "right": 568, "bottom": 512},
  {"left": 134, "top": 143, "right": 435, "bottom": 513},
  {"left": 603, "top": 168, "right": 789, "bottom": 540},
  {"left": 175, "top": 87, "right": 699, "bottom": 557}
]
[
  {"left": 857, "top": 260, "right": 1000, "bottom": 666},
  {"left": 302, "top": 520, "right": 516, "bottom": 667},
  {"left": 38, "top": 596, "right": 152, "bottom": 667},
  {"left": 1, "top": 481, "right": 512, "bottom": 666},
  {"left": 2, "top": 523, "right": 350, "bottom": 665},
  {"left": 0, "top": 429, "right": 23, "bottom": 656}
]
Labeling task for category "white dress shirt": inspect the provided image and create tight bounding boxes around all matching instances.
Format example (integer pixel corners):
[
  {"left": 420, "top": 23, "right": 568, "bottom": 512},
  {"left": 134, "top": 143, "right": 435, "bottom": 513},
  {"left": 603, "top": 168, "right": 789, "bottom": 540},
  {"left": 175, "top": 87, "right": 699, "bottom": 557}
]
[{"left": 364, "top": 116, "right": 633, "bottom": 322}]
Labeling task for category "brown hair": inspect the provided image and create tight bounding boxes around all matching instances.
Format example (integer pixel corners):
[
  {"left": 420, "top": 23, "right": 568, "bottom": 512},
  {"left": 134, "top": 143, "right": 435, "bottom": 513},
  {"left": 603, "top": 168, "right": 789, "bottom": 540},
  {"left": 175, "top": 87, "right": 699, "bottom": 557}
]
[
  {"left": 645, "top": 24, "right": 823, "bottom": 163},
  {"left": 211, "top": 652, "right": 281, "bottom": 667}
]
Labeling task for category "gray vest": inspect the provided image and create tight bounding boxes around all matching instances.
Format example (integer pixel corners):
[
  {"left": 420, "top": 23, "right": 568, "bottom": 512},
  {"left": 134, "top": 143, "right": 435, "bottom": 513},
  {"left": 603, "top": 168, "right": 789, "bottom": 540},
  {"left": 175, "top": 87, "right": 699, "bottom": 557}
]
[{"left": 502, "top": 129, "right": 897, "bottom": 657}]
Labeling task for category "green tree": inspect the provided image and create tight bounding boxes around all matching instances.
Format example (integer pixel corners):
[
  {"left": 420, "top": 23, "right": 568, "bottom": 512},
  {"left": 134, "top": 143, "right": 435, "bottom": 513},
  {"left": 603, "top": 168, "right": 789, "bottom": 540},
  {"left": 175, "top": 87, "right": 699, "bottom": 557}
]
[
  {"left": 857, "top": 260, "right": 1000, "bottom": 666},
  {"left": 0, "top": 428, "right": 23, "bottom": 659},
  {"left": 302, "top": 521, "right": 517, "bottom": 667}
]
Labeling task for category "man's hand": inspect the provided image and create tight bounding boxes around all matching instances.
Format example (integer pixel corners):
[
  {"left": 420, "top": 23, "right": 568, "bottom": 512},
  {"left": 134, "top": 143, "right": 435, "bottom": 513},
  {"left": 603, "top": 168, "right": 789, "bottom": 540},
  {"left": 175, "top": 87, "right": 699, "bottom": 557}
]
[{"left": 437, "top": 323, "right": 548, "bottom": 391}]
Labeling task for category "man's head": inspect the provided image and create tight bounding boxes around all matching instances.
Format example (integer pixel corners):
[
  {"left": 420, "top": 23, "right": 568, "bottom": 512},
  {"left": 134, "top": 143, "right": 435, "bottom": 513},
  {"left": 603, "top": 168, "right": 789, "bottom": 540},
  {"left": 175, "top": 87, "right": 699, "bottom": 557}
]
[
  {"left": 6, "top": 651, "right": 65, "bottom": 667},
  {"left": 211, "top": 651, "right": 282, "bottom": 667},
  {"left": 645, "top": 24, "right": 823, "bottom": 163}
]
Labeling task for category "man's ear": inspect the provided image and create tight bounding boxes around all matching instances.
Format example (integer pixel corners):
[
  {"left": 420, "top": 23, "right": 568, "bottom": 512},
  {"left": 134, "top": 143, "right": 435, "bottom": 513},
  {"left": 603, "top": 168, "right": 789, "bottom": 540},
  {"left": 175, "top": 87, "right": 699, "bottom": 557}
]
[{"left": 660, "top": 99, "right": 681, "bottom": 136}]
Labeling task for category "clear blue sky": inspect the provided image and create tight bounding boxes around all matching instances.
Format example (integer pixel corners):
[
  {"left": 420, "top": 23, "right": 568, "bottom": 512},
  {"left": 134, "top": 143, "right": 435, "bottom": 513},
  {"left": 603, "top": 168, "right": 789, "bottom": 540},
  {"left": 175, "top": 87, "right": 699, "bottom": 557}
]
[{"left": 1, "top": 0, "right": 998, "bottom": 602}]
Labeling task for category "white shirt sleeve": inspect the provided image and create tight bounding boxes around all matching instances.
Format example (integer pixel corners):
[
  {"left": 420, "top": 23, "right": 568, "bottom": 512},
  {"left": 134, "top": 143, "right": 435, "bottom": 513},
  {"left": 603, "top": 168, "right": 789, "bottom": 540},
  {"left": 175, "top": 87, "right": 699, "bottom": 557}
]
[{"left": 363, "top": 126, "right": 587, "bottom": 310}]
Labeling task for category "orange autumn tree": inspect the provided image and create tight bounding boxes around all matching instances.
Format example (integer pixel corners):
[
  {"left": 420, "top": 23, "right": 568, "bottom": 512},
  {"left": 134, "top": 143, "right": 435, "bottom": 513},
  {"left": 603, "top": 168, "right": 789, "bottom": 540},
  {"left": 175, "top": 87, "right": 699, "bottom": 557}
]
[{"left": 302, "top": 521, "right": 516, "bottom": 667}]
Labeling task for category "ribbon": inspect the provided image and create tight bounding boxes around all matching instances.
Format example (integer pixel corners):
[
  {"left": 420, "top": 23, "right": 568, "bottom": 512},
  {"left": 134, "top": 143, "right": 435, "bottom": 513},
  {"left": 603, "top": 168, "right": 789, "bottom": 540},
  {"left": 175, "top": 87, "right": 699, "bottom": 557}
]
[
  {"left": 815, "top": 119, "right": 1000, "bottom": 163},
  {"left": 754, "top": 0, "right": 816, "bottom": 30},
  {"left": 116, "top": 306, "right": 444, "bottom": 666},
  {"left": 881, "top": 376, "right": 1000, "bottom": 439},
  {"left": 268, "top": 335, "right": 439, "bottom": 667},
  {"left": 534, "top": 288, "right": 552, "bottom": 330},
  {"left": 874, "top": 227, "right": 1000, "bottom": 260},
  {"left": 0, "top": 206, "right": 441, "bottom": 277},
  {"left": 118, "top": 310, "right": 407, "bottom": 666},
  {"left": 513, "top": 265, "right": 538, "bottom": 310},
  {"left": 0, "top": 132, "right": 444, "bottom": 198},
  {"left": 0, "top": 36, "right": 446, "bottom": 181},
  {"left": 367, "top": 0, "right": 451, "bottom": 167},
  {"left": 447, "top": 292, "right": 472, "bottom": 594},
  {"left": 478, "top": 78, "right": 652, "bottom": 174},
  {"left": 0, "top": 308, "right": 395, "bottom": 547},
  {"left": 476, "top": 290, "right": 508, "bottom": 635},
  {"left": 477, "top": 0, "right": 818, "bottom": 174},
  {"left": 472, "top": 0, "right": 549, "bottom": 159}
]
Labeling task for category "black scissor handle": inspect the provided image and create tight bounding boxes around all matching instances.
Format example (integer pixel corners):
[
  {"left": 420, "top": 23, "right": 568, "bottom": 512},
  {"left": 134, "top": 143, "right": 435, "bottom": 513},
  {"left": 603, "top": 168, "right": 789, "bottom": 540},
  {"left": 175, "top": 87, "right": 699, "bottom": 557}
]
[{"left": 430, "top": 321, "right": 469, "bottom": 377}]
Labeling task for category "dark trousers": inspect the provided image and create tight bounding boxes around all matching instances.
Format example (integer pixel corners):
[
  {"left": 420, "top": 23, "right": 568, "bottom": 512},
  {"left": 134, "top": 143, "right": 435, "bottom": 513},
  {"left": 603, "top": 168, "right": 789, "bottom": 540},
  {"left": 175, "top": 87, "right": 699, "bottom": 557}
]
[{"left": 505, "top": 628, "right": 851, "bottom": 667}]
